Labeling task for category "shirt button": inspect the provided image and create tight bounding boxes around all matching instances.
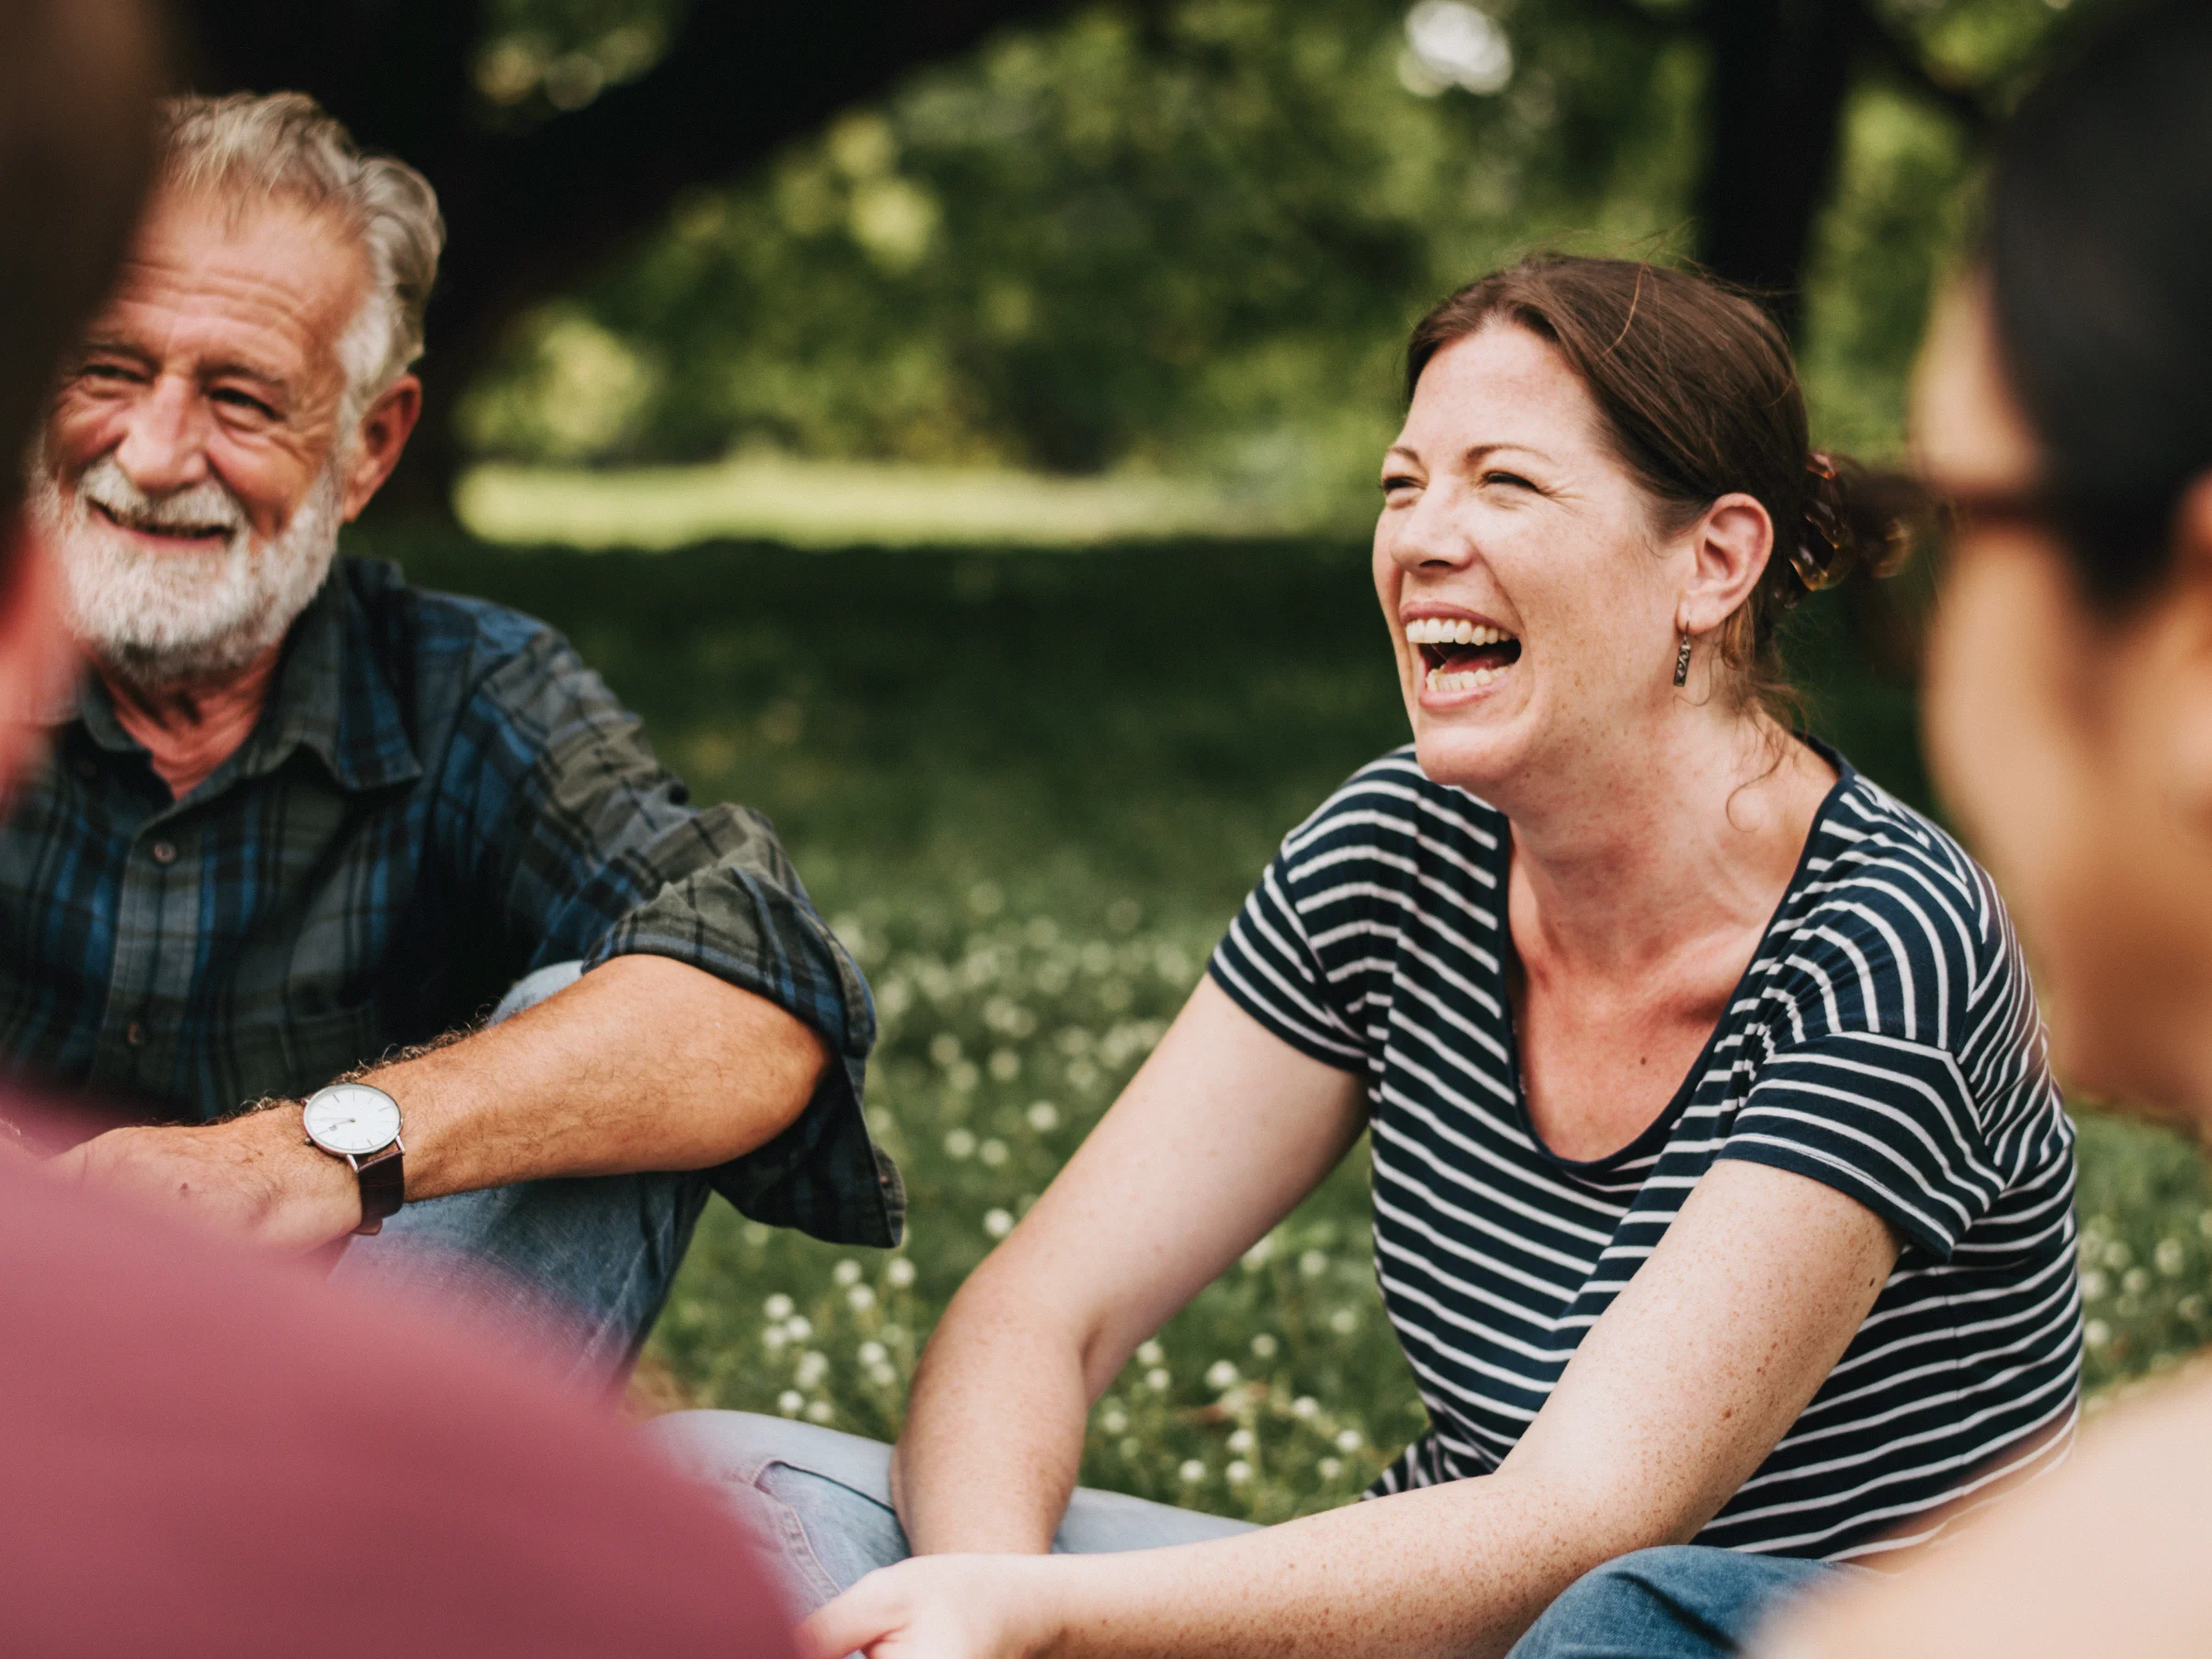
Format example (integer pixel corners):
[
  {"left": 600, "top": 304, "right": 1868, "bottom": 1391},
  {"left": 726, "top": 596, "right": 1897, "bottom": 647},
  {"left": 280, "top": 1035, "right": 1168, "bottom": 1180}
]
[
  {"left": 125, "top": 1021, "right": 146, "bottom": 1047},
  {"left": 151, "top": 841, "right": 176, "bottom": 865}
]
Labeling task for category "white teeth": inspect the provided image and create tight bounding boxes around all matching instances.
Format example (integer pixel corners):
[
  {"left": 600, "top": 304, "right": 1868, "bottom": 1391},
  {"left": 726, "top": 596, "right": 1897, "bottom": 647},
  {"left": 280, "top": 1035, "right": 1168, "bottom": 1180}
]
[
  {"left": 1424, "top": 667, "right": 1502, "bottom": 694},
  {"left": 1405, "top": 617, "right": 1512, "bottom": 648}
]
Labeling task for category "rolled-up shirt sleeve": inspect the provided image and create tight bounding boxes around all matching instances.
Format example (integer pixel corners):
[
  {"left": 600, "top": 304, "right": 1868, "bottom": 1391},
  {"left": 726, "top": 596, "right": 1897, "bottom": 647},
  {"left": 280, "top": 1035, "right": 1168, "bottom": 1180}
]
[{"left": 435, "top": 626, "right": 901, "bottom": 1249}]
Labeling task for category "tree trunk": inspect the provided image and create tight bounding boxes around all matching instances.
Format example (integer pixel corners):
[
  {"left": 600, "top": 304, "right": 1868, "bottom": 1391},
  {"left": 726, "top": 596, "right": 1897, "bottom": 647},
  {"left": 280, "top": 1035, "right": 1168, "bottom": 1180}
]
[{"left": 1693, "top": 0, "right": 1865, "bottom": 333}]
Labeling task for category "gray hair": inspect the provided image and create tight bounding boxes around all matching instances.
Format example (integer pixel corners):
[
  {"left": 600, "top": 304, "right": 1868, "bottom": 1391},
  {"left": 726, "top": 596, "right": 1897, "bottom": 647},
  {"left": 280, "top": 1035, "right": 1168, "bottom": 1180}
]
[{"left": 154, "top": 92, "right": 445, "bottom": 417}]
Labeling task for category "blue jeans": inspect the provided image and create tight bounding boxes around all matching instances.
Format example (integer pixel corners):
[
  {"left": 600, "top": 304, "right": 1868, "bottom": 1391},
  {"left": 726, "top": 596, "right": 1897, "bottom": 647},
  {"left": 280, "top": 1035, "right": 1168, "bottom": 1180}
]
[
  {"left": 642, "top": 1412, "right": 1259, "bottom": 1613},
  {"left": 330, "top": 962, "right": 713, "bottom": 1385},
  {"left": 1507, "top": 1547, "right": 1850, "bottom": 1659}
]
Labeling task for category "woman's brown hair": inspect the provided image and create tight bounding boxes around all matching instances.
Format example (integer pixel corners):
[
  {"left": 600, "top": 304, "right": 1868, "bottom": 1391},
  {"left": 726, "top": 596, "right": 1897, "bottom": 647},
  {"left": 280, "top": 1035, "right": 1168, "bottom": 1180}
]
[{"left": 1405, "top": 255, "right": 1913, "bottom": 722}]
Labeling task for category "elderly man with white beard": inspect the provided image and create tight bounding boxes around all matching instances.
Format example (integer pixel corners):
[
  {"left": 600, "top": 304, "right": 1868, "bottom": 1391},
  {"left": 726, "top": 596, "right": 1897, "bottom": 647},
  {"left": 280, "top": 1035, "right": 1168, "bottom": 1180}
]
[{"left": 5, "top": 92, "right": 900, "bottom": 1380}]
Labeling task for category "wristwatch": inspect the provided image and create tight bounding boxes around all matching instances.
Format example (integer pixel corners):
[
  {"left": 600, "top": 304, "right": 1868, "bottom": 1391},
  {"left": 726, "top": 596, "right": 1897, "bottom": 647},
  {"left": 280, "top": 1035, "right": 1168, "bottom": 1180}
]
[{"left": 300, "top": 1082, "right": 406, "bottom": 1236}]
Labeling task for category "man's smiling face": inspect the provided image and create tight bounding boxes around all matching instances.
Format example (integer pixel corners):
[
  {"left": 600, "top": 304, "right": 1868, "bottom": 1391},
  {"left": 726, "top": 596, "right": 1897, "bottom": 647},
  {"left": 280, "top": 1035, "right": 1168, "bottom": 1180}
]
[{"left": 33, "top": 187, "right": 371, "bottom": 683}]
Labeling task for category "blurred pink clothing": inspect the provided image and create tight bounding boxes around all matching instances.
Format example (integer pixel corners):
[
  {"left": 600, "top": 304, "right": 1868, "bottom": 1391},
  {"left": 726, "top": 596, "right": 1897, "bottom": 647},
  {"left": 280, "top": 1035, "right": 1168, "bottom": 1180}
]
[{"left": 0, "top": 1095, "right": 791, "bottom": 1658}]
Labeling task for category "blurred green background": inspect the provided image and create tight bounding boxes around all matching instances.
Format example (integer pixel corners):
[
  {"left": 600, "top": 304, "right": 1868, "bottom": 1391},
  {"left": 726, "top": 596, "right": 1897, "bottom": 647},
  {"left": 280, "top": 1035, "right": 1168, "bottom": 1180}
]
[{"left": 315, "top": 0, "right": 2209, "bottom": 1518}]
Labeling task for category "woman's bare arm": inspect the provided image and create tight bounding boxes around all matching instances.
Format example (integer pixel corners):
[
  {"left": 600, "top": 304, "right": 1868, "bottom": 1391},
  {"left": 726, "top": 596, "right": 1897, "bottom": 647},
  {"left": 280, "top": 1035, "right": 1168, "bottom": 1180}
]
[
  {"left": 816, "top": 1156, "right": 1900, "bottom": 1659},
  {"left": 890, "top": 976, "right": 1369, "bottom": 1554}
]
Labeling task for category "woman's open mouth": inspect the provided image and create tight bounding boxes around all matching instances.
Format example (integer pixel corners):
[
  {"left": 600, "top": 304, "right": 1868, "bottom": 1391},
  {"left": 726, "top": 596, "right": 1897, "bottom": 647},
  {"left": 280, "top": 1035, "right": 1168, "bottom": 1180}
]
[{"left": 1405, "top": 616, "right": 1521, "bottom": 694}]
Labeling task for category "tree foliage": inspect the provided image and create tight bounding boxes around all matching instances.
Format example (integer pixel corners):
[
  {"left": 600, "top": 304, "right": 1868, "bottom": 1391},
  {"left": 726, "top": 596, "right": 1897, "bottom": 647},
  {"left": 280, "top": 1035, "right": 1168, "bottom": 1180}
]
[{"left": 461, "top": 0, "right": 2104, "bottom": 506}]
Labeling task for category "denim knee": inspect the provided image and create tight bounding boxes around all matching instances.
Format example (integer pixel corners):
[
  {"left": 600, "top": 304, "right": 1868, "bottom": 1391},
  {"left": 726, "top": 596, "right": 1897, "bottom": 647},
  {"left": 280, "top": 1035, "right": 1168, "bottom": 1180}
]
[{"left": 1509, "top": 1546, "right": 1843, "bottom": 1659}]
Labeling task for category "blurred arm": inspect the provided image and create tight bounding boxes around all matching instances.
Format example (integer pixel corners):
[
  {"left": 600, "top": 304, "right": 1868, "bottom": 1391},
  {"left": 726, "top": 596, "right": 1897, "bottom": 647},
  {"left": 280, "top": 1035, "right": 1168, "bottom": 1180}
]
[
  {"left": 1755, "top": 1370, "right": 2212, "bottom": 1659},
  {"left": 890, "top": 975, "right": 1368, "bottom": 1554}
]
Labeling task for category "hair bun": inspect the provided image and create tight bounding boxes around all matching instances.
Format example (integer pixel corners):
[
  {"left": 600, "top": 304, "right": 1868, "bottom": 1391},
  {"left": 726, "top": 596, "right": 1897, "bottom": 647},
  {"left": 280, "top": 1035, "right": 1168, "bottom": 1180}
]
[{"left": 1788, "top": 452, "right": 1926, "bottom": 601}]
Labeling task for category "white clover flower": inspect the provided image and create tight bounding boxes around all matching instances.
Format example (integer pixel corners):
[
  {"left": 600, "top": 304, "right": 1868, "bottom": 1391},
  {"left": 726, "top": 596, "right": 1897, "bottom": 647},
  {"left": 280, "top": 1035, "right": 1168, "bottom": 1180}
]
[
  {"left": 806, "top": 1400, "right": 835, "bottom": 1424},
  {"left": 2104, "top": 1240, "right": 2134, "bottom": 1270},
  {"left": 1240, "top": 1236, "right": 1276, "bottom": 1272},
  {"left": 1299, "top": 1250, "right": 1329, "bottom": 1278},
  {"left": 849, "top": 1285, "right": 877, "bottom": 1312},
  {"left": 834, "top": 1260, "right": 863, "bottom": 1287},
  {"left": 1119, "top": 1437, "right": 1142, "bottom": 1459},
  {"left": 2200, "top": 1209, "right": 2212, "bottom": 1239},
  {"left": 868, "top": 1363, "right": 897, "bottom": 1388},
  {"left": 1066, "top": 1060, "right": 1100, "bottom": 1089},
  {"left": 979, "top": 1138, "right": 1009, "bottom": 1167},
  {"left": 886, "top": 1258, "right": 917, "bottom": 1288},
  {"left": 859, "top": 1341, "right": 888, "bottom": 1366},
  {"left": 1100, "top": 1408, "right": 1129, "bottom": 1434},
  {"left": 881, "top": 1324, "right": 908, "bottom": 1346},
  {"left": 1328, "top": 1308, "right": 1359, "bottom": 1335},
  {"left": 984, "top": 1207, "right": 1015, "bottom": 1238},
  {"left": 1225, "top": 1461, "right": 1253, "bottom": 1485},
  {"left": 763, "top": 1326, "right": 790, "bottom": 1352},
  {"left": 778, "top": 1390, "right": 804, "bottom": 1416},
  {"left": 796, "top": 1352, "right": 830, "bottom": 1388},
  {"left": 2086, "top": 1319, "right": 2113, "bottom": 1349},
  {"left": 989, "top": 1049, "right": 1021, "bottom": 1081},
  {"left": 929, "top": 1033, "right": 962, "bottom": 1066},
  {"left": 785, "top": 1316, "right": 813, "bottom": 1342},
  {"left": 1178, "top": 1460, "right": 1206, "bottom": 1484},
  {"left": 1249, "top": 1334, "right": 1279, "bottom": 1360},
  {"left": 764, "top": 1294, "right": 796, "bottom": 1321},
  {"left": 1335, "top": 1428, "right": 1362, "bottom": 1453},
  {"left": 951, "top": 1061, "right": 981, "bottom": 1092},
  {"left": 1318, "top": 1457, "right": 1343, "bottom": 1480},
  {"left": 944, "top": 1128, "right": 976, "bottom": 1159},
  {"left": 1292, "top": 1396, "right": 1320, "bottom": 1419},
  {"left": 1026, "top": 1100, "right": 1061, "bottom": 1133},
  {"left": 1227, "top": 1428, "right": 1256, "bottom": 1454},
  {"left": 2157, "top": 1237, "right": 2188, "bottom": 1276},
  {"left": 2124, "top": 1267, "right": 2152, "bottom": 1296},
  {"left": 1206, "top": 1360, "right": 1241, "bottom": 1392},
  {"left": 2082, "top": 1270, "right": 2109, "bottom": 1301},
  {"left": 1145, "top": 1368, "right": 1172, "bottom": 1393},
  {"left": 1136, "top": 1340, "right": 1165, "bottom": 1366}
]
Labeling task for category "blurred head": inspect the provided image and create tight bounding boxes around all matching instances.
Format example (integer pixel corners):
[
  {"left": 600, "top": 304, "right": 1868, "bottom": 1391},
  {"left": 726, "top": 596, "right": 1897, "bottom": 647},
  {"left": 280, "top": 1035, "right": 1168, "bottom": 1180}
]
[
  {"left": 1380, "top": 256, "right": 1902, "bottom": 804},
  {"left": 0, "top": 0, "right": 160, "bottom": 791},
  {"left": 27, "top": 92, "right": 444, "bottom": 687},
  {"left": 1916, "top": 1, "right": 2212, "bottom": 1111}
]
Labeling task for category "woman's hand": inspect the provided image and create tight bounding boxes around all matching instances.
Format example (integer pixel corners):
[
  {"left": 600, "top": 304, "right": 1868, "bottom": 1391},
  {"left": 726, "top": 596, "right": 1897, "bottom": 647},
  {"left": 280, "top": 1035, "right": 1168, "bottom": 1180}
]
[{"left": 796, "top": 1556, "right": 1060, "bottom": 1659}]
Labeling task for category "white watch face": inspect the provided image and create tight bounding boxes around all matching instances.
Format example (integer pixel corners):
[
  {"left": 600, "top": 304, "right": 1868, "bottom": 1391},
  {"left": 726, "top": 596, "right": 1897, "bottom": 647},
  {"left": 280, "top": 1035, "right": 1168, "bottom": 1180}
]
[{"left": 302, "top": 1084, "right": 401, "bottom": 1157}]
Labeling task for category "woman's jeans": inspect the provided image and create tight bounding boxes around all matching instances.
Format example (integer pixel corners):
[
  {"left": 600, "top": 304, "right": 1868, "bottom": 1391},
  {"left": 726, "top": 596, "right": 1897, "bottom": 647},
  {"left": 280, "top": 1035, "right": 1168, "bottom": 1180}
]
[
  {"left": 330, "top": 962, "right": 714, "bottom": 1385},
  {"left": 644, "top": 1410, "right": 1847, "bottom": 1656},
  {"left": 643, "top": 1411, "right": 1258, "bottom": 1612}
]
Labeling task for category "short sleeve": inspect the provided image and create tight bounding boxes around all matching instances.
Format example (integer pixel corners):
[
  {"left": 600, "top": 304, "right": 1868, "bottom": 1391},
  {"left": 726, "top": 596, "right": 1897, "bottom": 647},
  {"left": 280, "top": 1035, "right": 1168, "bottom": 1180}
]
[
  {"left": 1719, "top": 1030, "right": 2006, "bottom": 1260},
  {"left": 1209, "top": 852, "right": 1369, "bottom": 1072}
]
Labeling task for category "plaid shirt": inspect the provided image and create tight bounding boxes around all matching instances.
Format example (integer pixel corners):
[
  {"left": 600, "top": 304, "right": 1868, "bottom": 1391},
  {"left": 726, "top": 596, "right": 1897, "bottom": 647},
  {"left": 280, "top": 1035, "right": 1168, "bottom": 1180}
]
[{"left": 0, "top": 557, "right": 900, "bottom": 1247}]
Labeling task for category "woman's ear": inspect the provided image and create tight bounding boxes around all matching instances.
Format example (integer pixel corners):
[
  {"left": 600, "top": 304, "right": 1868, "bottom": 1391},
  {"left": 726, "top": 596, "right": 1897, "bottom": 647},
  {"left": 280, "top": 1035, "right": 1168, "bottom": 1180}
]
[{"left": 1676, "top": 491, "right": 1775, "bottom": 638}]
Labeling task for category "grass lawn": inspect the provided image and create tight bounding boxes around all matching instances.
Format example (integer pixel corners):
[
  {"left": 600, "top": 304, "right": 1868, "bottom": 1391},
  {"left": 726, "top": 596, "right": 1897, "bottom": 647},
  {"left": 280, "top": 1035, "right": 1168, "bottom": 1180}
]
[{"left": 378, "top": 524, "right": 2212, "bottom": 1518}]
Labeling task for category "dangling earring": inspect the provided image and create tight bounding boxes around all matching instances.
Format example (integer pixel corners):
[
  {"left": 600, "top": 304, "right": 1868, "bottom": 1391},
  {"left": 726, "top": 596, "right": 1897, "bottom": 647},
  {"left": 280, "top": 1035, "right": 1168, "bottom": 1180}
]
[{"left": 1672, "top": 634, "right": 1693, "bottom": 687}]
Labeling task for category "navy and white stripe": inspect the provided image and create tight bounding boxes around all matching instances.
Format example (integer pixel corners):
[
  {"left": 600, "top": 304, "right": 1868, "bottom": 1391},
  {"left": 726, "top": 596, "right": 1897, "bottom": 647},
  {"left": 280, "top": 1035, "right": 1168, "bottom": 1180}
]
[{"left": 1211, "top": 746, "right": 2080, "bottom": 1561}]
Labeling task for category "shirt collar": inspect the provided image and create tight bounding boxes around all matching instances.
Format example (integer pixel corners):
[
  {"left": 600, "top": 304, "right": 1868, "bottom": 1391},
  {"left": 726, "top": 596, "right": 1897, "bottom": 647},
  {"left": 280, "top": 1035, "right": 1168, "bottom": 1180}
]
[{"left": 64, "top": 558, "right": 423, "bottom": 796}]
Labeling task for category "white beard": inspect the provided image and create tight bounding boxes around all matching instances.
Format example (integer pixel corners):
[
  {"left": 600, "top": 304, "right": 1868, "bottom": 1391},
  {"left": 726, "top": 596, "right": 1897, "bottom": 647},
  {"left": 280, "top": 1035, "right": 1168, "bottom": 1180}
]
[{"left": 29, "top": 453, "right": 344, "bottom": 687}]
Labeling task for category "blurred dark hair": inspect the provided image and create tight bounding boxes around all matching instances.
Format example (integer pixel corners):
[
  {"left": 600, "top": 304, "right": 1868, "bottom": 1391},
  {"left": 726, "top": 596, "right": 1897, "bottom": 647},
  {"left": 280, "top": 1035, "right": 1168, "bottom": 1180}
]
[
  {"left": 1988, "top": 0, "right": 2212, "bottom": 609},
  {"left": 1406, "top": 255, "right": 1916, "bottom": 722},
  {"left": 0, "top": 0, "right": 161, "bottom": 533}
]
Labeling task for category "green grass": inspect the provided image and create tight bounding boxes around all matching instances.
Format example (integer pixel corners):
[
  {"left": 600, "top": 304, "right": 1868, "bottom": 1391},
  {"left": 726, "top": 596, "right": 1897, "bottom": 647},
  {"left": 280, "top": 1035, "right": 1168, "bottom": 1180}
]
[{"left": 371, "top": 524, "right": 2212, "bottom": 1517}]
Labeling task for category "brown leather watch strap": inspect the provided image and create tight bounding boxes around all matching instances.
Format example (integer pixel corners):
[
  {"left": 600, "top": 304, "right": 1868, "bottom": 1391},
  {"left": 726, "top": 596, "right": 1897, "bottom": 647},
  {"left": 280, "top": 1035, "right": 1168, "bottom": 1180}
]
[{"left": 352, "top": 1143, "right": 405, "bottom": 1236}]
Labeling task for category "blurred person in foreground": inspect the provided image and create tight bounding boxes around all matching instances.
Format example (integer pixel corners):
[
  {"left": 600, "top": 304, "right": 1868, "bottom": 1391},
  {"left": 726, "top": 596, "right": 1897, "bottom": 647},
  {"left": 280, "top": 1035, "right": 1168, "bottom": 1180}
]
[
  {"left": 7, "top": 91, "right": 899, "bottom": 1381},
  {"left": 647, "top": 254, "right": 2080, "bottom": 1657},
  {"left": 1743, "top": 6, "right": 2212, "bottom": 1655},
  {"left": 0, "top": 4, "right": 793, "bottom": 1653}
]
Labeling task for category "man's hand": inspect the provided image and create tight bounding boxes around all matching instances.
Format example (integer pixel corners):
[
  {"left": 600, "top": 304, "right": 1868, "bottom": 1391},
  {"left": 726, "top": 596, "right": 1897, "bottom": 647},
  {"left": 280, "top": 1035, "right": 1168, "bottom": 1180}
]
[
  {"left": 51, "top": 1107, "right": 362, "bottom": 1248},
  {"left": 796, "top": 1556, "right": 1061, "bottom": 1659}
]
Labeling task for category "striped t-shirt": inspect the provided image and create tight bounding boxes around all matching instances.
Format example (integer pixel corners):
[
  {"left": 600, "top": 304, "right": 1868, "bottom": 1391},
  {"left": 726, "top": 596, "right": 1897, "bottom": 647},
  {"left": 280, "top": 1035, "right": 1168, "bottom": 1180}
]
[{"left": 1210, "top": 745, "right": 2081, "bottom": 1561}]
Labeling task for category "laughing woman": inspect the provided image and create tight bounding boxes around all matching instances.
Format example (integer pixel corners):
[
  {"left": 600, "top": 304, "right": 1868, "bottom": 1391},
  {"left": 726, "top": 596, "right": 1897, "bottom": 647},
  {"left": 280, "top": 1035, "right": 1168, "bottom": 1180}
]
[{"left": 652, "top": 258, "right": 2081, "bottom": 1658}]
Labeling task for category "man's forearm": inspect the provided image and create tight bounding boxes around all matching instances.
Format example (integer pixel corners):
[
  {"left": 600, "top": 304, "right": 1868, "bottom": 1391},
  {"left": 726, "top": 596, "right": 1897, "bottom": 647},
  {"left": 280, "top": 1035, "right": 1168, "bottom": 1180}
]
[
  {"left": 368, "top": 954, "right": 829, "bottom": 1201},
  {"left": 892, "top": 1267, "right": 1096, "bottom": 1554}
]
